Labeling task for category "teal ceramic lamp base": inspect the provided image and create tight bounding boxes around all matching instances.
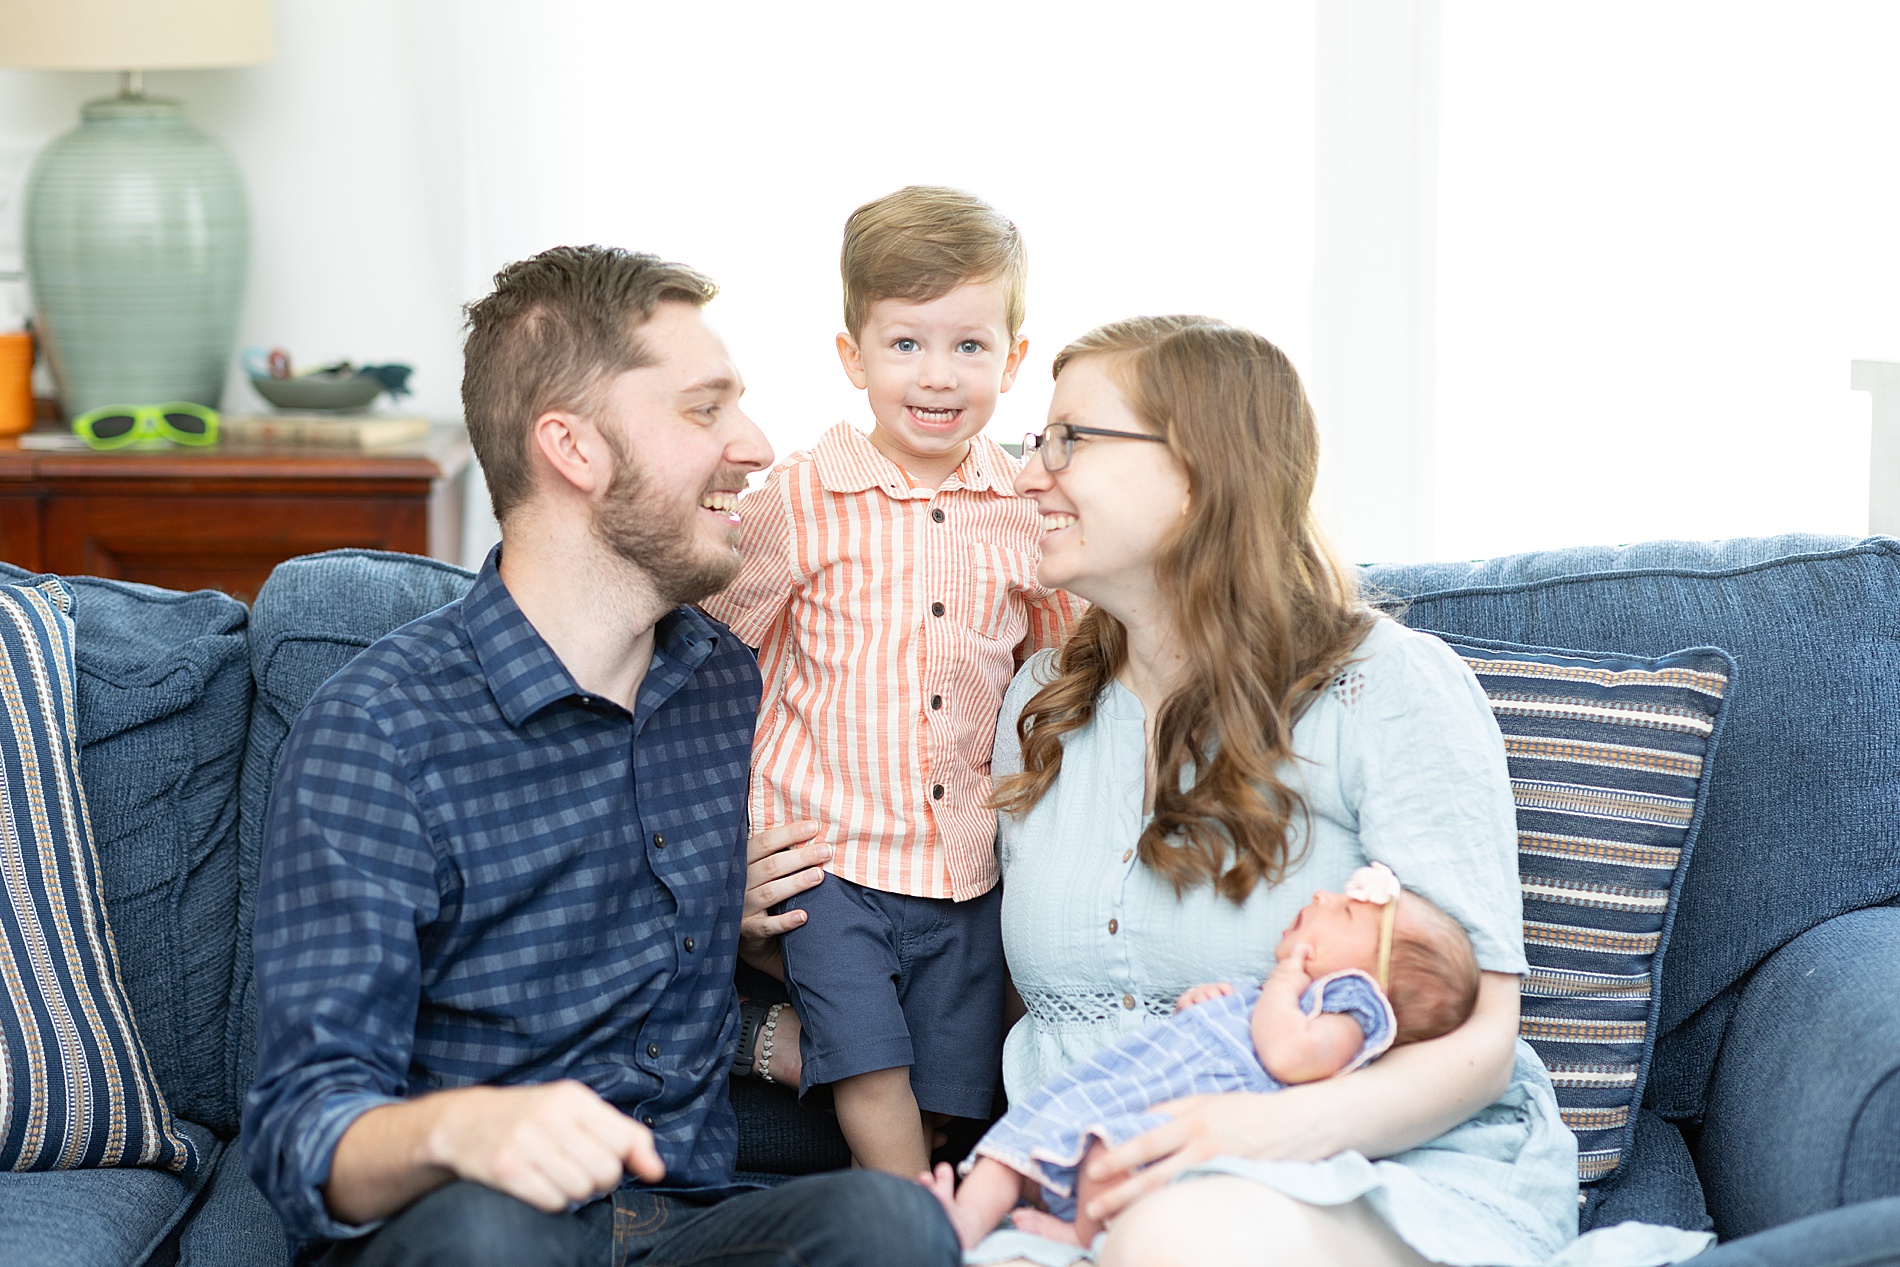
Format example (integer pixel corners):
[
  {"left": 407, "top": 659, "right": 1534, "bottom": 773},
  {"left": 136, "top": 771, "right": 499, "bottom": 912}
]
[{"left": 24, "top": 94, "right": 248, "bottom": 417}]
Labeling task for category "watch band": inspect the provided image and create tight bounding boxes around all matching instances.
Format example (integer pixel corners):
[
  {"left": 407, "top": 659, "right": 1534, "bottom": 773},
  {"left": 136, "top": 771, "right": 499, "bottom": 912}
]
[{"left": 732, "top": 1000, "right": 768, "bottom": 1077}]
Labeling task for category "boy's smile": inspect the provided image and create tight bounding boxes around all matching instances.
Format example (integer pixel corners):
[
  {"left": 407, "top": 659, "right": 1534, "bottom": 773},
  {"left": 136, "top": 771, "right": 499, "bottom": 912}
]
[{"left": 836, "top": 279, "right": 1028, "bottom": 488}]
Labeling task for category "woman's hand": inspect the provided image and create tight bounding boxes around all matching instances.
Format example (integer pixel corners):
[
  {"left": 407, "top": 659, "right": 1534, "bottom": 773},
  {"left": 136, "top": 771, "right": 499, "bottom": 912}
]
[
  {"left": 1078, "top": 1086, "right": 1341, "bottom": 1222},
  {"left": 739, "top": 821, "right": 829, "bottom": 978},
  {"left": 1083, "top": 971, "right": 1522, "bottom": 1224}
]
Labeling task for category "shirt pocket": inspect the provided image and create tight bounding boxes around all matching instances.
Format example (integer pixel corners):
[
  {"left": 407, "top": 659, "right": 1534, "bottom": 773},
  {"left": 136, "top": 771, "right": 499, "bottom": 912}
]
[{"left": 967, "top": 542, "right": 1034, "bottom": 641}]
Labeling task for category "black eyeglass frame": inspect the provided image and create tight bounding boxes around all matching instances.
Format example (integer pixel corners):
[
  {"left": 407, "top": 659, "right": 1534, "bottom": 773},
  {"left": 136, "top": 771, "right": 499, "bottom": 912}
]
[{"left": 1022, "top": 423, "right": 1167, "bottom": 472}]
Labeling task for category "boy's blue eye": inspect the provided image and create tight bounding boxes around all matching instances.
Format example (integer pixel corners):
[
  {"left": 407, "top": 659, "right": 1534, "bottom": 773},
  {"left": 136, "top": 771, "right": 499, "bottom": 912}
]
[
  {"left": 958, "top": 340, "right": 983, "bottom": 354},
  {"left": 893, "top": 338, "right": 919, "bottom": 353}
]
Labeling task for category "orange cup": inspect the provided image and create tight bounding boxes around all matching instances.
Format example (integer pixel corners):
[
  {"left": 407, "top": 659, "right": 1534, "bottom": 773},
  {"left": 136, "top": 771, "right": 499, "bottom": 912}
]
[{"left": 0, "top": 333, "right": 33, "bottom": 437}]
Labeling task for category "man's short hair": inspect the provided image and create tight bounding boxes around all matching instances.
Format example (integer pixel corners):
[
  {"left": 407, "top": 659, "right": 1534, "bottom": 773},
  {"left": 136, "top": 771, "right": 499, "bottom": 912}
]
[
  {"left": 840, "top": 186, "right": 1026, "bottom": 340},
  {"left": 461, "top": 245, "right": 718, "bottom": 523}
]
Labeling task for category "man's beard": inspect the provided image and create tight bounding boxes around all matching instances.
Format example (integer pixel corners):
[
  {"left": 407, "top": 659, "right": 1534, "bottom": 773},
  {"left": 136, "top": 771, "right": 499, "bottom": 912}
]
[{"left": 591, "top": 431, "right": 740, "bottom": 607}]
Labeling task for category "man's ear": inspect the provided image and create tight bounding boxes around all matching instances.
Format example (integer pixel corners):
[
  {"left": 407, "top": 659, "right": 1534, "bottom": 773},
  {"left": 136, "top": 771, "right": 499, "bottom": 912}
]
[
  {"left": 530, "top": 409, "right": 610, "bottom": 497},
  {"left": 999, "top": 334, "right": 1030, "bottom": 394},
  {"left": 836, "top": 331, "right": 868, "bottom": 390}
]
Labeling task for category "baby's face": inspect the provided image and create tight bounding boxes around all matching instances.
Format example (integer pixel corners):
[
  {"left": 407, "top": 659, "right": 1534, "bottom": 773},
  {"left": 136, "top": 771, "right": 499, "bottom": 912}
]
[{"left": 1276, "top": 889, "right": 1385, "bottom": 978}]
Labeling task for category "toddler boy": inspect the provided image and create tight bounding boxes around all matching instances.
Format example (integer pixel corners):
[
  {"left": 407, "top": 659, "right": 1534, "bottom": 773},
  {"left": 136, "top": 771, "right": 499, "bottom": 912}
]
[{"left": 703, "top": 186, "right": 1078, "bottom": 1176}]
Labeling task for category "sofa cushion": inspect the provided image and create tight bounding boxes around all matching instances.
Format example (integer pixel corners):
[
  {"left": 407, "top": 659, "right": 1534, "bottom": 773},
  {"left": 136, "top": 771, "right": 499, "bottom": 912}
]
[
  {"left": 1698, "top": 905, "right": 1900, "bottom": 1238},
  {"left": 174, "top": 1131, "right": 290, "bottom": 1267},
  {"left": 227, "top": 550, "right": 476, "bottom": 1105},
  {"left": 1365, "top": 536, "right": 1900, "bottom": 1125},
  {"left": 0, "top": 564, "right": 250, "bottom": 1138},
  {"left": 0, "top": 577, "right": 214, "bottom": 1176},
  {"left": 1431, "top": 633, "right": 1731, "bottom": 1187},
  {"left": 0, "top": 1106, "right": 216, "bottom": 1267}
]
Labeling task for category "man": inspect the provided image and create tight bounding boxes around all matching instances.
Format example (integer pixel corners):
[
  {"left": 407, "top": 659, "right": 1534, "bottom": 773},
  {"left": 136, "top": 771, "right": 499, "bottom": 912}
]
[{"left": 244, "top": 245, "right": 960, "bottom": 1267}]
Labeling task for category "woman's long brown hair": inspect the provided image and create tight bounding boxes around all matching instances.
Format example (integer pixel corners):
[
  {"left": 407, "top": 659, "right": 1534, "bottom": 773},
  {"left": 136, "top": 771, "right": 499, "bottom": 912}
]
[{"left": 992, "top": 316, "right": 1377, "bottom": 903}]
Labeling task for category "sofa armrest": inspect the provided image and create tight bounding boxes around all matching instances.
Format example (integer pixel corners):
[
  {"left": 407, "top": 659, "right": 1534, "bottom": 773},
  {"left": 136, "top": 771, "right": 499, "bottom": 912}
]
[{"left": 1700, "top": 906, "right": 1900, "bottom": 1239}]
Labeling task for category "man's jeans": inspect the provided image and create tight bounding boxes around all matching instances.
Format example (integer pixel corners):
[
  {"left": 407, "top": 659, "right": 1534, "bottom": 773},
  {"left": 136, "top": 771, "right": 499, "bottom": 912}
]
[{"left": 317, "top": 1171, "right": 959, "bottom": 1267}]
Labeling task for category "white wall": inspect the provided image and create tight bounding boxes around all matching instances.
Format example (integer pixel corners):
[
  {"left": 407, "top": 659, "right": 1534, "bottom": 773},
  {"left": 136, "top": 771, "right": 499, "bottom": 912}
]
[
  {"left": 1433, "top": 2, "right": 1900, "bottom": 559},
  {"left": 2, "top": 0, "right": 1319, "bottom": 567},
  {"left": 9, "top": 2, "right": 1900, "bottom": 568}
]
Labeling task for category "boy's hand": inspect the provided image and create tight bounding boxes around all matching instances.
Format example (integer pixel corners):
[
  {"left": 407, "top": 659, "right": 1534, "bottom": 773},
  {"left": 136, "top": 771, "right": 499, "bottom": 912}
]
[
  {"left": 740, "top": 822, "right": 829, "bottom": 977},
  {"left": 1173, "top": 982, "right": 1235, "bottom": 1012}
]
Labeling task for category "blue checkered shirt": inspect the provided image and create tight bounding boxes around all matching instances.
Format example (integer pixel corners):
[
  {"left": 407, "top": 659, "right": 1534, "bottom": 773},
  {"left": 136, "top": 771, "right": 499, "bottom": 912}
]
[{"left": 243, "top": 551, "right": 761, "bottom": 1245}]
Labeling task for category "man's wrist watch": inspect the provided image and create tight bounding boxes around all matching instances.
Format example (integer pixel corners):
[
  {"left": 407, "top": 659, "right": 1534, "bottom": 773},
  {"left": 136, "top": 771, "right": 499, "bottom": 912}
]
[{"left": 732, "top": 1001, "right": 768, "bottom": 1077}]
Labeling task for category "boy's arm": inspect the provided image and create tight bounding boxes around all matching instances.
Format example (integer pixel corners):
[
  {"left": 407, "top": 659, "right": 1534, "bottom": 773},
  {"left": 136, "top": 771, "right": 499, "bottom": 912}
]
[
  {"left": 1250, "top": 950, "right": 1368, "bottom": 1084},
  {"left": 699, "top": 472, "right": 798, "bottom": 649}
]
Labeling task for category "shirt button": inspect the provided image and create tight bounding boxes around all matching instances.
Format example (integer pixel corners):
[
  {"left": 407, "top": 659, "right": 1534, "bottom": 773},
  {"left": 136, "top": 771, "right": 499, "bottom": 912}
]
[
  {"left": 647, "top": 1042, "right": 660, "bottom": 1058},
  {"left": 1108, "top": 919, "right": 1119, "bottom": 934},
  {"left": 931, "top": 508, "right": 945, "bottom": 523},
  {"left": 643, "top": 1114, "right": 656, "bottom": 1127},
  {"left": 931, "top": 694, "right": 943, "bottom": 710},
  {"left": 1121, "top": 849, "right": 1133, "bottom": 863},
  {"left": 653, "top": 833, "right": 666, "bottom": 850},
  {"left": 683, "top": 936, "right": 695, "bottom": 952},
  {"left": 1121, "top": 994, "right": 1136, "bottom": 1010},
  {"left": 932, "top": 784, "right": 945, "bottom": 800},
  {"left": 931, "top": 601, "right": 946, "bottom": 617}
]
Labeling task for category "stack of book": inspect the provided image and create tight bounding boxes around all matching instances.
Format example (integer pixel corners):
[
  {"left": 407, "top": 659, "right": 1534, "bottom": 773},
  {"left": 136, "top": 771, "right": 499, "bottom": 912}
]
[{"left": 220, "top": 413, "right": 432, "bottom": 448}]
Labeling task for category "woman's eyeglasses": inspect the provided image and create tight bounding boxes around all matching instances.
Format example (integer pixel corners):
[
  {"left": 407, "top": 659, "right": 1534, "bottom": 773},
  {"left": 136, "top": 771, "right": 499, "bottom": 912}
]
[{"left": 1021, "top": 423, "right": 1166, "bottom": 472}]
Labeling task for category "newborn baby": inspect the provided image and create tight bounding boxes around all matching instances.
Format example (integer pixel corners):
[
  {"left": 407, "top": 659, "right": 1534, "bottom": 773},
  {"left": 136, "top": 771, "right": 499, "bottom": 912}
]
[{"left": 924, "top": 863, "right": 1479, "bottom": 1251}]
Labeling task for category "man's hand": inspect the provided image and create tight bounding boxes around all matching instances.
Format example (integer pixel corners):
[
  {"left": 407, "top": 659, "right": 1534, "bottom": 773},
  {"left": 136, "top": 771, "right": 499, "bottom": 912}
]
[
  {"left": 739, "top": 821, "right": 829, "bottom": 977},
  {"left": 325, "top": 1081, "right": 664, "bottom": 1225}
]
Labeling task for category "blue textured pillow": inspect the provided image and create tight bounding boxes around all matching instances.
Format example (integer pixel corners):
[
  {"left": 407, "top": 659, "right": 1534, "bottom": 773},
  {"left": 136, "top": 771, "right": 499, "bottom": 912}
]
[
  {"left": 0, "top": 578, "right": 199, "bottom": 1174},
  {"left": 1425, "top": 632, "right": 1733, "bottom": 1186}
]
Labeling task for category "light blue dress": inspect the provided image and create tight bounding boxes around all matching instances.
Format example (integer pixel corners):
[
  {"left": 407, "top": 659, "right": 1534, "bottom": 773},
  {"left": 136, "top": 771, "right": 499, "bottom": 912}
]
[{"left": 972, "top": 619, "right": 1713, "bottom": 1267}]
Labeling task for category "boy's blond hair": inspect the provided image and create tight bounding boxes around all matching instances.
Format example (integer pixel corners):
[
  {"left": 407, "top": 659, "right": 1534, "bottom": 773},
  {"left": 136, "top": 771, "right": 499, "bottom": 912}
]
[{"left": 840, "top": 186, "right": 1027, "bottom": 340}]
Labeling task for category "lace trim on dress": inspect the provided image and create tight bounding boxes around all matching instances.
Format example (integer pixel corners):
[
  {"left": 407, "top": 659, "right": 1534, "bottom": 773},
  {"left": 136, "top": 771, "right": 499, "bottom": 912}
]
[
  {"left": 1019, "top": 985, "right": 1181, "bottom": 1030},
  {"left": 1331, "top": 669, "right": 1368, "bottom": 708}
]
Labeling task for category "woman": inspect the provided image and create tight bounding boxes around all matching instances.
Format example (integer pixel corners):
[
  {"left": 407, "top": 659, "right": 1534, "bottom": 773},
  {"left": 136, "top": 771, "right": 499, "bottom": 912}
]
[{"left": 971, "top": 316, "right": 1710, "bottom": 1267}]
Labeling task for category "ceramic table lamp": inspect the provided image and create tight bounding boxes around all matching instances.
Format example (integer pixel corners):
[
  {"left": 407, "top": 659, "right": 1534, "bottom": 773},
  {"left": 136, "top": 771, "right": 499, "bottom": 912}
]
[{"left": 0, "top": 0, "right": 272, "bottom": 416}]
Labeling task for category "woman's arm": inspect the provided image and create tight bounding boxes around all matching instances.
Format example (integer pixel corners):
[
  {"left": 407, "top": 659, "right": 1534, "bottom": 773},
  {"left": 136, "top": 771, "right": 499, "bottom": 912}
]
[{"left": 1079, "top": 971, "right": 1519, "bottom": 1224}]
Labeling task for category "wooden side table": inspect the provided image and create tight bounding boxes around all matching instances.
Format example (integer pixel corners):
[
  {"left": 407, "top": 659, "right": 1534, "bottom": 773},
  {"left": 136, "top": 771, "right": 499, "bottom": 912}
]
[{"left": 0, "top": 425, "right": 472, "bottom": 604}]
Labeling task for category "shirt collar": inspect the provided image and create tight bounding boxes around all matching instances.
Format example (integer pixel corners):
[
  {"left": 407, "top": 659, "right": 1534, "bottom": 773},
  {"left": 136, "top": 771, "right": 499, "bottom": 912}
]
[
  {"left": 464, "top": 546, "right": 722, "bottom": 729},
  {"left": 810, "top": 423, "right": 1019, "bottom": 498}
]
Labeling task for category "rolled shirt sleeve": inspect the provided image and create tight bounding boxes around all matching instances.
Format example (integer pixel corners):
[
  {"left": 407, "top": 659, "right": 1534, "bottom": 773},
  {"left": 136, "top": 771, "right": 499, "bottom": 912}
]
[
  {"left": 243, "top": 696, "right": 442, "bottom": 1244},
  {"left": 1339, "top": 624, "right": 1528, "bottom": 976}
]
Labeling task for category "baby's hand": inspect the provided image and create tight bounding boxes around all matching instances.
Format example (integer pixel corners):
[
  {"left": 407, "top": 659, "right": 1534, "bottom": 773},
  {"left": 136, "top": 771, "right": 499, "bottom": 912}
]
[
  {"left": 1173, "top": 982, "right": 1235, "bottom": 1012},
  {"left": 1268, "top": 943, "right": 1315, "bottom": 990}
]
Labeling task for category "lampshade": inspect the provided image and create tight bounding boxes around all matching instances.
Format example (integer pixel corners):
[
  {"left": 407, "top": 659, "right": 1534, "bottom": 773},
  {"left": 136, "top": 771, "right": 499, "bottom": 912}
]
[{"left": 0, "top": 0, "right": 272, "bottom": 70}]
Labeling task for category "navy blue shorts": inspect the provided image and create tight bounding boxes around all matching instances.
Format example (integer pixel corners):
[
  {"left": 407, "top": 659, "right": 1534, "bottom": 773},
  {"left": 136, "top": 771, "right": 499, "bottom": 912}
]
[{"left": 777, "top": 873, "right": 1005, "bottom": 1121}]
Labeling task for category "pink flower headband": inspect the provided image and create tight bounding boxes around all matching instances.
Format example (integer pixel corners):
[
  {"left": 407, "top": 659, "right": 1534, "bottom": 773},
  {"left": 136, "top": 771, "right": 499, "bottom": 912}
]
[{"left": 1345, "top": 862, "right": 1402, "bottom": 992}]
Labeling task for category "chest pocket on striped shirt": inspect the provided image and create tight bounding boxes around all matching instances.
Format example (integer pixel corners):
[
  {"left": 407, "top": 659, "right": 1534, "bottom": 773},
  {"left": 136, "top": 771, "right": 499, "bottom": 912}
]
[{"left": 968, "top": 543, "right": 1034, "bottom": 640}]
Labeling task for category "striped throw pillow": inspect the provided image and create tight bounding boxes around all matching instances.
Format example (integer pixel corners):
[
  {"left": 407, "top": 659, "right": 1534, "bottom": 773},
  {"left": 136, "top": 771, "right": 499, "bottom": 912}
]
[
  {"left": 0, "top": 578, "right": 199, "bottom": 1173},
  {"left": 1427, "top": 632, "right": 1732, "bottom": 1187}
]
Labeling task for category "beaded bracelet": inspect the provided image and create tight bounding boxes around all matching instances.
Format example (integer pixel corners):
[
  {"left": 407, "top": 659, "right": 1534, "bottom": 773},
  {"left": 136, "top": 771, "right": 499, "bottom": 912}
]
[{"left": 755, "top": 1002, "right": 786, "bottom": 1084}]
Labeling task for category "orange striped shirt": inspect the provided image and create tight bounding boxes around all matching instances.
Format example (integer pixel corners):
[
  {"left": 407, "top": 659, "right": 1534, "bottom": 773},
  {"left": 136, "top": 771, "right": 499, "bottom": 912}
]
[{"left": 702, "top": 423, "right": 1080, "bottom": 901}]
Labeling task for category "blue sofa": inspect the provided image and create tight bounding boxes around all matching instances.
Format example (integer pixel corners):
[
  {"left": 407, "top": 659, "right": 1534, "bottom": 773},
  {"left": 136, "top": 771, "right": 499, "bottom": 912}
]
[{"left": 4, "top": 535, "right": 1900, "bottom": 1265}]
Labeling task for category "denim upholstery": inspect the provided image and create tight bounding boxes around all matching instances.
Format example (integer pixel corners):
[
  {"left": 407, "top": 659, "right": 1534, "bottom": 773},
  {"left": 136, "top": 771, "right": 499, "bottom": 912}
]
[
  {"left": 5, "top": 538, "right": 1900, "bottom": 1266},
  {"left": 1366, "top": 534, "right": 1900, "bottom": 1235},
  {"left": 0, "top": 564, "right": 250, "bottom": 1135},
  {"left": 0, "top": 1121, "right": 217, "bottom": 1267},
  {"left": 1699, "top": 906, "right": 1900, "bottom": 1237}
]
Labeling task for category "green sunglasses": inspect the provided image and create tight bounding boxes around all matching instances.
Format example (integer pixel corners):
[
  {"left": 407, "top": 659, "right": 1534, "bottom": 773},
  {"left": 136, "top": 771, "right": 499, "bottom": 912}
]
[{"left": 73, "top": 402, "right": 219, "bottom": 450}]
